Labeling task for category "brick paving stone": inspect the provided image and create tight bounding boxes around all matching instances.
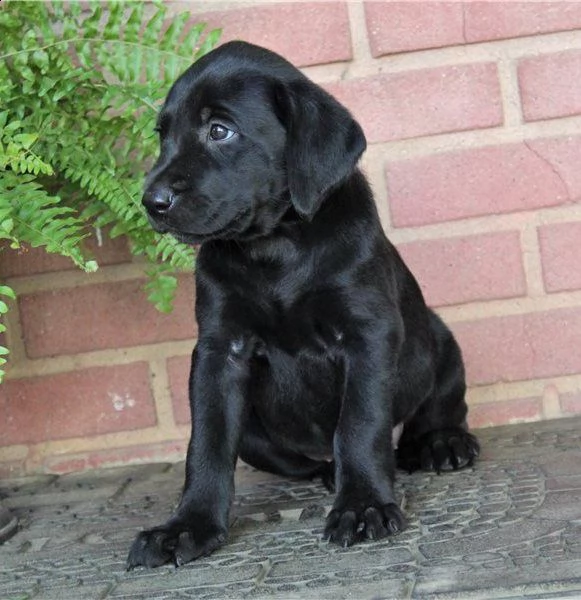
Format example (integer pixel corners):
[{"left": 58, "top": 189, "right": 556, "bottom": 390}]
[{"left": 1, "top": 417, "right": 581, "bottom": 599}]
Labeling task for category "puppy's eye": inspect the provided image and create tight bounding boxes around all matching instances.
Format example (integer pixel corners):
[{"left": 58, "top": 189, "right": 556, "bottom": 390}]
[{"left": 209, "top": 124, "right": 235, "bottom": 141}]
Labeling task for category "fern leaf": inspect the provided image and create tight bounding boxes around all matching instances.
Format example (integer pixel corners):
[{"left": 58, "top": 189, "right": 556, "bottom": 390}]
[
  {"left": 144, "top": 267, "right": 178, "bottom": 314},
  {"left": 160, "top": 11, "right": 191, "bottom": 52},
  {"left": 0, "top": 284, "right": 15, "bottom": 383},
  {"left": 142, "top": 5, "right": 167, "bottom": 46},
  {"left": 82, "top": 3, "right": 103, "bottom": 38},
  {"left": 124, "top": 3, "right": 145, "bottom": 43},
  {"left": 182, "top": 23, "right": 206, "bottom": 53},
  {"left": 102, "top": 1, "right": 124, "bottom": 41}
]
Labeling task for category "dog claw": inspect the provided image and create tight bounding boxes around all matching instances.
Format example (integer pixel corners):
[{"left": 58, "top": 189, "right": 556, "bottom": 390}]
[{"left": 324, "top": 503, "right": 406, "bottom": 547}]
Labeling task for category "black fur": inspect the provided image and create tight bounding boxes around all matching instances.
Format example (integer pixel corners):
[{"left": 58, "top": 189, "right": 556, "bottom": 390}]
[{"left": 128, "top": 41, "right": 479, "bottom": 569}]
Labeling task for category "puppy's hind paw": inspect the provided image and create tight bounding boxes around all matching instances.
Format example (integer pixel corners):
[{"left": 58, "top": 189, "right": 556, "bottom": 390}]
[{"left": 397, "top": 427, "right": 480, "bottom": 474}]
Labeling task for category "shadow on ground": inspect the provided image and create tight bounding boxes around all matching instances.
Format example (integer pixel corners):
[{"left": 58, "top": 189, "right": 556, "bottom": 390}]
[{"left": 1, "top": 417, "right": 581, "bottom": 599}]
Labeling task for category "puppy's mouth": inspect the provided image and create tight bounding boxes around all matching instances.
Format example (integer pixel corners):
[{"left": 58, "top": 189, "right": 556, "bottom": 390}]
[{"left": 148, "top": 208, "right": 253, "bottom": 244}]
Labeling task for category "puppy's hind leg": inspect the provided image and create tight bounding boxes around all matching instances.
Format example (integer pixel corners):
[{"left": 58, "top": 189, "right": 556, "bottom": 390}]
[
  {"left": 239, "top": 410, "right": 335, "bottom": 491},
  {"left": 397, "top": 313, "right": 480, "bottom": 474}
]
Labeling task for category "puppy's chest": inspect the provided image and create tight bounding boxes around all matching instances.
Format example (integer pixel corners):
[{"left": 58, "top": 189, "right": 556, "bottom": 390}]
[
  {"left": 243, "top": 295, "right": 344, "bottom": 453},
  {"left": 250, "top": 337, "right": 342, "bottom": 454}
]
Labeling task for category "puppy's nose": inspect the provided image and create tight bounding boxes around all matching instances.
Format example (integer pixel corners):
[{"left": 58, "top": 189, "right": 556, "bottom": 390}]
[{"left": 142, "top": 186, "right": 174, "bottom": 215}]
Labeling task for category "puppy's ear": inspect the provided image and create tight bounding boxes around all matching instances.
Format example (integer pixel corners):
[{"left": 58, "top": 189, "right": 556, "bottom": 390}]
[{"left": 275, "top": 80, "right": 366, "bottom": 220}]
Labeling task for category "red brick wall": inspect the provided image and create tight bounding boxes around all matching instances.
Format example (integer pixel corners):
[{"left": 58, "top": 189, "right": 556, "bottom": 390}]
[{"left": 2, "top": 1, "right": 581, "bottom": 475}]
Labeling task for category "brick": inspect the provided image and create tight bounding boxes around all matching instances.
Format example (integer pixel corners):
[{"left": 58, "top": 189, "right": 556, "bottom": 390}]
[
  {"left": 397, "top": 231, "right": 525, "bottom": 307},
  {"left": 539, "top": 221, "right": 581, "bottom": 293},
  {"left": 326, "top": 63, "right": 502, "bottom": 144},
  {"left": 167, "top": 354, "right": 192, "bottom": 426},
  {"left": 452, "top": 307, "right": 581, "bottom": 386},
  {"left": 386, "top": 138, "right": 579, "bottom": 227},
  {"left": 0, "top": 230, "right": 131, "bottom": 279},
  {"left": 560, "top": 391, "right": 581, "bottom": 415},
  {"left": 185, "top": 2, "right": 351, "bottom": 68},
  {"left": 44, "top": 440, "right": 188, "bottom": 474},
  {"left": 0, "top": 363, "right": 156, "bottom": 446},
  {"left": 364, "top": 2, "right": 465, "bottom": 57},
  {"left": 519, "top": 50, "right": 581, "bottom": 122},
  {"left": 469, "top": 397, "right": 543, "bottom": 430},
  {"left": 19, "top": 276, "right": 196, "bottom": 358},
  {"left": 465, "top": 2, "right": 581, "bottom": 43}
]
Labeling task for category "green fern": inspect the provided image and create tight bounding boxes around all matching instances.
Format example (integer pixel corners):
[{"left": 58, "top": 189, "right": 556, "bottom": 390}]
[{"left": 0, "top": 0, "right": 221, "bottom": 381}]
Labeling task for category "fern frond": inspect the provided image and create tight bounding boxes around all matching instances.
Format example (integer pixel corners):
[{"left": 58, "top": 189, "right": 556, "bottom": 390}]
[
  {"left": 0, "top": 172, "right": 96, "bottom": 272},
  {"left": 0, "top": 0, "right": 219, "bottom": 347},
  {"left": 0, "top": 284, "right": 16, "bottom": 383}
]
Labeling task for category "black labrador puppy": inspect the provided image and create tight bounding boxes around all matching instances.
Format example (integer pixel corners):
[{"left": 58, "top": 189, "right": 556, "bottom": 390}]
[{"left": 128, "top": 41, "right": 479, "bottom": 569}]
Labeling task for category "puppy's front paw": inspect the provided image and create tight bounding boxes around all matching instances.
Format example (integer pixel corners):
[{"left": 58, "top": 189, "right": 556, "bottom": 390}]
[
  {"left": 398, "top": 427, "right": 480, "bottom": 474},
  {"left": 323, "top": 502, "right": 406, "bottom": 547},
  {"left": 127, "top": 522, "right": 226, "bottom": 569}
]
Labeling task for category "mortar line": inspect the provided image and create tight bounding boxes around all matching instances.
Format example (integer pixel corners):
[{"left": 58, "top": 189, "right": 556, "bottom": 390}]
[
  {"left": 148, "top": 357, "right": 183, "bottom": 434},
  {"left": 520, "top": 224, "right": 547, "bottom": 298},
  {"left": 497, "top": 53, "right": 524, "bottom": 128}
]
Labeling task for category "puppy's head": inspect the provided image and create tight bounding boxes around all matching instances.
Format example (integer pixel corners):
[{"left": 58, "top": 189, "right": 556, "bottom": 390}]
[{"left": 143, "top": 41, "right": 366, "bottom": 244}]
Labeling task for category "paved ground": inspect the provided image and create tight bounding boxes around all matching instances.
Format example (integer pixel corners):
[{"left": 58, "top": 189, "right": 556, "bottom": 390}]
[{"left": 1, "top": 417, "right": 581, "bottom": 600}]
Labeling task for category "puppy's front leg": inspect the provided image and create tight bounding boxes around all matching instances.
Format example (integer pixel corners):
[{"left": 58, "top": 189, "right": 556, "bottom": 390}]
[
  {"left": 324, "top": 324, "right": 406, "bottom": 547},
  {"left": 127, "top": 340, "right": 249, "bottom": 569}
]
